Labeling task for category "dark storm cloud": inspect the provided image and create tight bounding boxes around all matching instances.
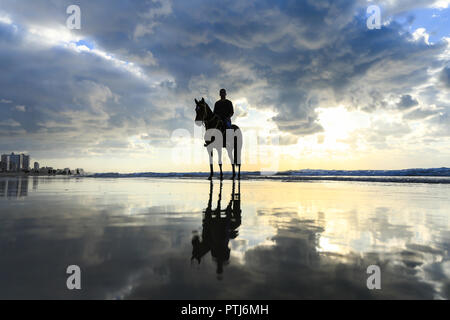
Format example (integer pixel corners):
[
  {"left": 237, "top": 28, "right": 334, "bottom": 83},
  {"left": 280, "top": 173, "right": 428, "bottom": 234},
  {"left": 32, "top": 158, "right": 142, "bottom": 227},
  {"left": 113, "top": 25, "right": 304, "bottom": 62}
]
[
  {"left": 397, "top": 95, "right": 419, "bottom": 109},
  {"left": 0, "top": 0, "right": 448, "bottom": 154},
  {"left": 441, "top": 66, "right": 450, "bottom": 88},
  {"left": 0, "top": 19, "right": 188, "bottom": 157}
]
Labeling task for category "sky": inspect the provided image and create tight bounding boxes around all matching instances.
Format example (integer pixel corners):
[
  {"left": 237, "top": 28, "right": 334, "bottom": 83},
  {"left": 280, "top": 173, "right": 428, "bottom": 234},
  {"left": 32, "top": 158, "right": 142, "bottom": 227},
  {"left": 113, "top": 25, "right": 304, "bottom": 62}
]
[{"left": 0, "top": 0, "right": 449, "bottom": 173}]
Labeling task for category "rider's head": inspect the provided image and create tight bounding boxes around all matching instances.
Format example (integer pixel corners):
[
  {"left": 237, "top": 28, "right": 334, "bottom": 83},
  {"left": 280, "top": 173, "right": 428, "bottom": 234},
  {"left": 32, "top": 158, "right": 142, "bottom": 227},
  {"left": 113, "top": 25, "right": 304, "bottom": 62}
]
[{"left": 220, "top": 88, "right": 226, "bottom": 99}]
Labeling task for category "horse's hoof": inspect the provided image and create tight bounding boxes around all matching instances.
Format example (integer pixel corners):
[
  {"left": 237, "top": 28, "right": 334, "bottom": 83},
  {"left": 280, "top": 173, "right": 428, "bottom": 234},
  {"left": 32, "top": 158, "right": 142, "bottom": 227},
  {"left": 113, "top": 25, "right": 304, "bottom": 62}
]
[{"left": 207, "top": 176, "right": 213, "bottom": 180}]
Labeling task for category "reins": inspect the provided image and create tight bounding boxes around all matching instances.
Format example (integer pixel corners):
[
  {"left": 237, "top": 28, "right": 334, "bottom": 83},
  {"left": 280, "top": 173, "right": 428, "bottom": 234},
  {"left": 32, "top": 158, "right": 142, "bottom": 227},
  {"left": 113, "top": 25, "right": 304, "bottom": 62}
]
[{"left": 200, "top": 103, "right": 222, "bottom": 130}]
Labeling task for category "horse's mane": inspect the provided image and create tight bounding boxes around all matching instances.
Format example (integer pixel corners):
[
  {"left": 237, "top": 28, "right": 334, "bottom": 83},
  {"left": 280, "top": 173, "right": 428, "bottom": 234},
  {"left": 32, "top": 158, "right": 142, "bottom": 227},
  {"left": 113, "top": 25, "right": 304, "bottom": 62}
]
[{"left": 204, "top": 102, "right": 213, "bottom": 116}]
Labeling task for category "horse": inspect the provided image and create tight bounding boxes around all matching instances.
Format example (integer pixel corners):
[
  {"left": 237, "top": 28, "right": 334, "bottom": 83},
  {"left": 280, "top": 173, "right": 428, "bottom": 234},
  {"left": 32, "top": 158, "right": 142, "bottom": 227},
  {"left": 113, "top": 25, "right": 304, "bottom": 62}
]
[
  {"left": 194, "top": 97, "right": 242, "bottom": 180},
  {"left": 191, "top": 179, "right": 242, "bottom": 275}
]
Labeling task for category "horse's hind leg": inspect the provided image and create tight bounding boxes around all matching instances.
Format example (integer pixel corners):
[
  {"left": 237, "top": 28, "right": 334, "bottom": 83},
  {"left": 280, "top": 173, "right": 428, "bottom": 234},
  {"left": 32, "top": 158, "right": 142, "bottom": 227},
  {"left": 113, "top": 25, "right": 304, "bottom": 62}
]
[
  {"left": 235, "top": 136, "right": 242, "bottom": 180},
  {"left": 208, "top": 149, "right": 214, "bottom": 180},
  {"left": 226, "top": 145, "right": 235, "bottom": 179}
]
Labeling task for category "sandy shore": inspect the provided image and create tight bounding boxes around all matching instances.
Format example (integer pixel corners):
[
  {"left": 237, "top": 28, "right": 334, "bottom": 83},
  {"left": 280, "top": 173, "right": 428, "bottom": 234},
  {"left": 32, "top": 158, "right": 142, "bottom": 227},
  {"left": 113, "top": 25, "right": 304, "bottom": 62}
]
[{"left": 0, "top": 177, "right": 449, "bottom": 299}]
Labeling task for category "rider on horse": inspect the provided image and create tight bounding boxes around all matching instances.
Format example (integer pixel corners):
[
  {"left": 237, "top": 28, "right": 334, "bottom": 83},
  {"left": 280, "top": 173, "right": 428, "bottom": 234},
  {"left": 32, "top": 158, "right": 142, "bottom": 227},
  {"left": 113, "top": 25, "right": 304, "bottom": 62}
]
[{"left": 214, "top": 89, "right": 234, "bottom": 130}]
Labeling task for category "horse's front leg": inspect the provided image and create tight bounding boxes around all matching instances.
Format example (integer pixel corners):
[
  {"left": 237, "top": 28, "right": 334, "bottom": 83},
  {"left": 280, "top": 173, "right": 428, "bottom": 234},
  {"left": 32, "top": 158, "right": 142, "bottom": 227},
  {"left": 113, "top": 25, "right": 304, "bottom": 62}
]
[
  {"left": 218, "top": 148, "right": 223, "bottom": 180},
  {"left": 208, "top": 148, "right": 214, "bottom": 180}
]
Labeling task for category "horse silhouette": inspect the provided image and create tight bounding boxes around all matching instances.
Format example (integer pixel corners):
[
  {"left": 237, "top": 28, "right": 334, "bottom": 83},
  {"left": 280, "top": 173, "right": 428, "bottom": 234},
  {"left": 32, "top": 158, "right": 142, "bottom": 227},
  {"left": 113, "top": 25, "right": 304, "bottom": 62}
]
[
  {"left": 194, "top": 98, "right": 242, "bottom": 180},
  {"left": 191, "top": 180, "right": 242, "bottom": 276}
]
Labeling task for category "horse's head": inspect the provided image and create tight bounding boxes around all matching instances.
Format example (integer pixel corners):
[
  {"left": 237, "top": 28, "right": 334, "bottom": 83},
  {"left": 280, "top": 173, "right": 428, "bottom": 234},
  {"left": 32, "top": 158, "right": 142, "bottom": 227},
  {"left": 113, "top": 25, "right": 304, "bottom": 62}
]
[{"left": 194, "top": 97, "right": 208, "bottom": 126}]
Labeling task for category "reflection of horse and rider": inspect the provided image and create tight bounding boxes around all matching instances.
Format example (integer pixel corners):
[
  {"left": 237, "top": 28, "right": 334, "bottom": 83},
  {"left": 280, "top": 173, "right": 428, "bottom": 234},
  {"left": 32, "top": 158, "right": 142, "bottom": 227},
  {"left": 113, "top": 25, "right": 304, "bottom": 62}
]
[
  {"left": 191, "top": 180, "right": 242, "bottom": 276},
  {"left": 195, "top": 89, "right": 242, "bottom": 180}
]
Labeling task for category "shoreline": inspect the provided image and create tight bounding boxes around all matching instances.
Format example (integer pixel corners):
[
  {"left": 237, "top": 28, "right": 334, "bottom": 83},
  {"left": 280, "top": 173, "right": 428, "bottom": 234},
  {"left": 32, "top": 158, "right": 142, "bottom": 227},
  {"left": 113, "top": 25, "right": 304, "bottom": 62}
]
[
  {"left": 0, "top": 173, "right": 82, "bottom": 177},
  {"left": 2, "top": 173, "right": 450, "bottom": 184}
]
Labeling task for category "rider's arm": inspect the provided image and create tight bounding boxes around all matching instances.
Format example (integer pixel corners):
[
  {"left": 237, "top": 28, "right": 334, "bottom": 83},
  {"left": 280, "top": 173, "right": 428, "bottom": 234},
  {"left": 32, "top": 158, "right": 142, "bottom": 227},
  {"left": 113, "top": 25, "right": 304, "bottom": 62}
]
[{"left": 228, "top": 101, "right": 234, "bottom": 118}]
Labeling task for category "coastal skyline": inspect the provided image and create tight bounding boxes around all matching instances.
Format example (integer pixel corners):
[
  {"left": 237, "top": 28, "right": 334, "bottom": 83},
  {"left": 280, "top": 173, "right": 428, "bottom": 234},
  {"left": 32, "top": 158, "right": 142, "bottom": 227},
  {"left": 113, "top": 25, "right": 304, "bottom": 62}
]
[{"left": 0, "top": 1, "right": 449, "bottom": 173}]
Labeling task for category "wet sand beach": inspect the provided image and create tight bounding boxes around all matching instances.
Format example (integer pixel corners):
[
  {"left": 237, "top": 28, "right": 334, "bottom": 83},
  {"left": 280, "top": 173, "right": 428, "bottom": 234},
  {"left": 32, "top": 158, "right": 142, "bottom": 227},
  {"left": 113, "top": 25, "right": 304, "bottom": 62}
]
[{"left": 0, "top": 176, "right": 449, "bottom": 299}]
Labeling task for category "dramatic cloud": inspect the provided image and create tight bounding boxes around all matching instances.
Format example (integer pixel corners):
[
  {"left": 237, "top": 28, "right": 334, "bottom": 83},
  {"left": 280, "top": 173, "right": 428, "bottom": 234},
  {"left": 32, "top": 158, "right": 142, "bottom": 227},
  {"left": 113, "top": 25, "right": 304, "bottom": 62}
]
[
  {"left": 0, "top": 0, "right": 449, "bottom": 170},
  {"left": 397, "top": 95, "right": 419, "bottom": 109},
  {"left": 441, "top": 66, "right": 450, "bottom": 88},
  {"left": 403, "top": 106, "right": 440, "bottom": 120}
]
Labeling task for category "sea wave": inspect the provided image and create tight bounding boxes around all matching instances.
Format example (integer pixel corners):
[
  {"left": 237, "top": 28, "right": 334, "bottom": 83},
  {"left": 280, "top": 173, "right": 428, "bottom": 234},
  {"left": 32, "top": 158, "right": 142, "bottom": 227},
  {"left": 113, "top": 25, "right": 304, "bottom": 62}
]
[{"left": 88, "top": 168, "right": 450, "bottom": 184}]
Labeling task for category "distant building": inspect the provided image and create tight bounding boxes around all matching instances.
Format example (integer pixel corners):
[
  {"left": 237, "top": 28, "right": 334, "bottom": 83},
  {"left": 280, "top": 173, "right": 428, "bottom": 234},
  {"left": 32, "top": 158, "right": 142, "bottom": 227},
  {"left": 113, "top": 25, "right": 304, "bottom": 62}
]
[
  {"left": 40, "top": 167, "right": 53, "bottom": 174},
  {"left": 1, "top": 155, "right": 79, "bottom": 175},
  {"left": 1, "top": 153, "right": 31, "bottom": 171},
  {"left": 23, "top": 155, "right": 30, "bottom": 170},
  {"left": 9, "top": 153, "right": 22, "bottom": 171},
  {"left": 1, "top": 155, "right": 10, "bottom": 172},
  {"left": 1, "top": 153, "right": 31, "bottom": 172}
]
